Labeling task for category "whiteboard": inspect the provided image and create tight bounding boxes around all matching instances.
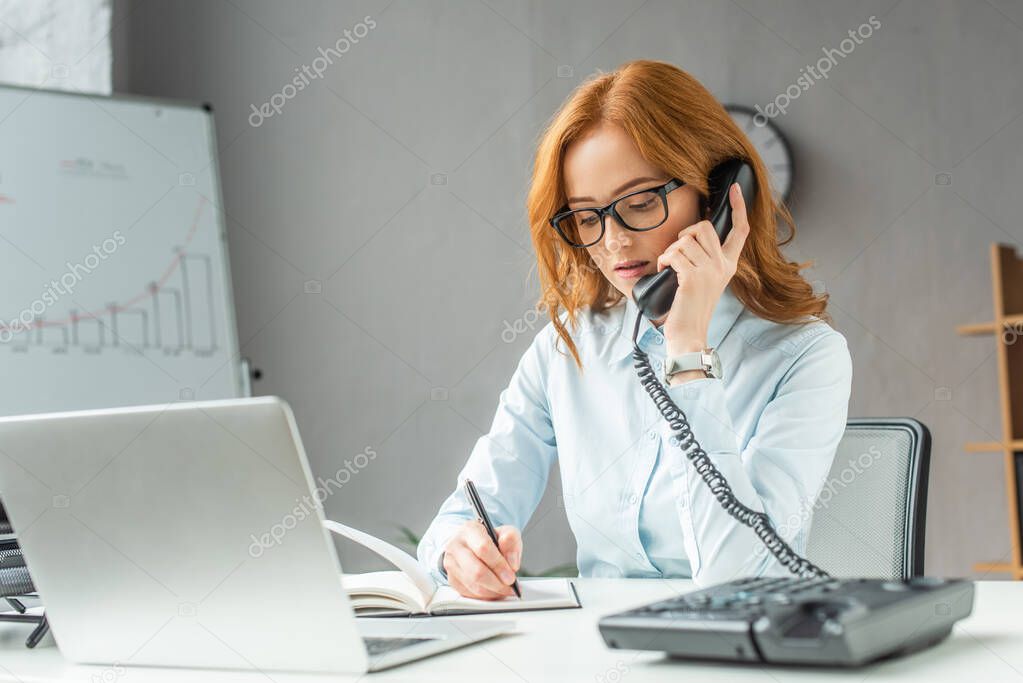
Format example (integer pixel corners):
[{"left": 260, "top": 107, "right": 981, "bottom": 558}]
[{"left": 0, "top": 85, "right": 244, "bottom": 416}]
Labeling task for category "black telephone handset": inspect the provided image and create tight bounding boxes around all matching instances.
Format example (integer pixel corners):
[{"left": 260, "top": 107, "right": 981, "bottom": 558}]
[{"left": 631, "top": 159, "right": 758, "bottom": 320}]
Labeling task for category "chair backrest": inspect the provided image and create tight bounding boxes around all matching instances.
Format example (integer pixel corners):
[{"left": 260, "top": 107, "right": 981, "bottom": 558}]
[
  {"left": 804, "top": 418, "right": 930, "bottom": 579},
  {"left": 0, "top": 540, "right": 35, "bottom": 598},
  {"left": 1, "top": 502, "right": 36, "bottom": 598}
]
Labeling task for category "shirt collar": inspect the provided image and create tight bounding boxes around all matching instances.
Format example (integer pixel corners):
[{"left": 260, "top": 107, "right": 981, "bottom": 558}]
[{"left": 607, "top": 285, "right": 745, "bottom": 365}]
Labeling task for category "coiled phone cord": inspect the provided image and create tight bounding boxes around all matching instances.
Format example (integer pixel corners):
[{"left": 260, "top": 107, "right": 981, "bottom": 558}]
[{"left": 632, "top": 312, "right": 829, "bottom": 580}]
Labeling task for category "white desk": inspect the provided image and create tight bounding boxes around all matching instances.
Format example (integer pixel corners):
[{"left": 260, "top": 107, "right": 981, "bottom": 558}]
[{"left": 0, "top": 579, "right": 1020, "bottom": 682}]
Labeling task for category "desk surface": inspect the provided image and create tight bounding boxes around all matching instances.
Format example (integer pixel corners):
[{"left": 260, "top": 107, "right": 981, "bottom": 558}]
[{"left": 0, "top": 579, "right": 1021, "bottom": 682}]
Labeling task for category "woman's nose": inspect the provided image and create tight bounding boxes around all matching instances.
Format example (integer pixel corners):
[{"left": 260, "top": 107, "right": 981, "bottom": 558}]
[{"left": 601, "top": 214, "right": 632, "bottom": 253}]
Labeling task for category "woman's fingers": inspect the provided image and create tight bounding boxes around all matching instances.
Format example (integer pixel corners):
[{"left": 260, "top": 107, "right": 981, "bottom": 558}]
[
  {"left": 657, "top": 248, "right": 697, "bottom": 281},
  {"left": 722, "top": 182, "right": 751, "bottom": 263},
  {"left": 448, "top": 569, "right": 505, "bottom": 600},
  {"left": 678, "top": 223, "right": 716, "bottom": 262},
  {"left": 464, "top": 522, "right": 518, "bottom": 586},
  {"left": 496, "top": 525, "right": 522, "bottom": 571},
  {"left": 446, "top": 541, "right": 513, "bottom": 599},
  {"left": 657, "top": 235, "right": 701, "bottom": 273},
  {"left": 658, "top": 219, "right": 721, "bottom": 272},
  {"left": 442, "top": 520, "right": 522, "bottom": 600}
]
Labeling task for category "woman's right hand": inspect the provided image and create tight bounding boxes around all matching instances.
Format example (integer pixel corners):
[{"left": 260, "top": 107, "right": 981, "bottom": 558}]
[{"left": 442, "top": 520, "right": 522, "bottom": 599}]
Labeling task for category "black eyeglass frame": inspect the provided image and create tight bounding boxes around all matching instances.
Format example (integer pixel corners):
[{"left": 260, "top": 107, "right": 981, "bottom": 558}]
[{"left": 549, "top": 178, "right": 686, "bottom": 248}]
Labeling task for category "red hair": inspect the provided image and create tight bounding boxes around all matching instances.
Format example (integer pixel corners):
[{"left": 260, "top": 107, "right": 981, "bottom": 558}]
[{"left": 526, "top": 59, "right": 830, "bottom": 368}]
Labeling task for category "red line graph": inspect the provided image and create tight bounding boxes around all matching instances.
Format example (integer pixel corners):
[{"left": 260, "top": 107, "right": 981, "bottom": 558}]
[{"left": 2, "top": 196, "right": 209, "bottom": 332}]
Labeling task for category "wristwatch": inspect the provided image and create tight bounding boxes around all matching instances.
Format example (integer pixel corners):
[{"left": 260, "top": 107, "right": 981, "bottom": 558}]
[{"left": 664, "top": 348, "right": 722, "bottom": 383}]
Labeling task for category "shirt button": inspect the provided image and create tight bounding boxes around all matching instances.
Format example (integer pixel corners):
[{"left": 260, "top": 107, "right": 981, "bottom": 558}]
[
  {"left": 647, "top": 431, "right": 657, "bottom": 441},
  {"left": 629, "top": 494, "right": 638, "bottom": 505},
  {"left": 653, "top": 360, "right": 663, "bottom": 371},
  {"left": 654, "top": 336, "right": 663, "bottom": 345}
]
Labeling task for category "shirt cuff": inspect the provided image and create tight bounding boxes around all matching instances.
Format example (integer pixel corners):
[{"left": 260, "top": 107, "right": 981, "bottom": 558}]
[{"left": 437, "top": 551, "right": 448, "bottom": 580}]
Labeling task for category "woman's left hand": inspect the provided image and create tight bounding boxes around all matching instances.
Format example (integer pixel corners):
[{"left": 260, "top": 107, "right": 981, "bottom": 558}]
[{"left": 656, "top": 182, "right": 751, "bottom": 362}]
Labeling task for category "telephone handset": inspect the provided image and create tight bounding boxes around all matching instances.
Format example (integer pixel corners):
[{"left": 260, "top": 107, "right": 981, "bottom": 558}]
[
  {"left": 628, "top": 158, "right": 826, "bottom": 578},
  {"left": 631, "top": 159, "right": 758, "bottom": 321}
]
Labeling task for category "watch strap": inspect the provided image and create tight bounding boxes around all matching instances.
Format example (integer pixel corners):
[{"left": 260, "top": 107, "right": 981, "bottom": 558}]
[{"left": 664, "top": 348, "right": 720, "bottom": 381}]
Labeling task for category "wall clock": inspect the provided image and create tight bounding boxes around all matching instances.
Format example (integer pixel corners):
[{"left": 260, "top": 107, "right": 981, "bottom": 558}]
[{"left": 725, "top": 104, "right": 794, "bottom": 203}]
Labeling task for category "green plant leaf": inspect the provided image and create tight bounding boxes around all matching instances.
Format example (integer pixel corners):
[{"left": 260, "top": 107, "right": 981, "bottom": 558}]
[{"left": 395, "top": 525, "right": 421, "bottom": 550}]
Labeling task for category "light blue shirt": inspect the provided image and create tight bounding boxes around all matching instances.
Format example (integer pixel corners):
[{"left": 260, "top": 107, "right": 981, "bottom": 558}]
[{"left": 418, "top": 285, "right": 852, "bottom": 587}]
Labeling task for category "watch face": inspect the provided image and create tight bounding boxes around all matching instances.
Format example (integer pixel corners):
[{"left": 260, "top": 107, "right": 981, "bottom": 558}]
[
  {"left": 725, "top": 104, "right": 794, "bottom": 202},
  {"left": 710, "top": 351, "right": 722, "bottom": 379},
  {"left": 702, "top": 349, "right": 722, "bottom": 379}
]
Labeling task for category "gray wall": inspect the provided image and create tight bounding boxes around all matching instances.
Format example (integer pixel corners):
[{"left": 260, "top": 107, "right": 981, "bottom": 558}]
[{"left": 113, "top": 0, "right": 1023, "bottom": 578}]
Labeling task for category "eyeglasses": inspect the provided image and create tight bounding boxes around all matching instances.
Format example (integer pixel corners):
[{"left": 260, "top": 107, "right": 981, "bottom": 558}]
[{"left": 549, "top": 178, "right": 685, "bottom": 248}]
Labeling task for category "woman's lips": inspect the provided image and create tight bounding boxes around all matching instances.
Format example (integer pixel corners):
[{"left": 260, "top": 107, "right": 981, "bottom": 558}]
[{"left": 614, "top": 260, "right": 650, "bottom": 280}]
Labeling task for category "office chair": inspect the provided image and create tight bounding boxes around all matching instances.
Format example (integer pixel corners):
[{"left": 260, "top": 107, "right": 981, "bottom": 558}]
[
  {"left": 804, "top": 418, "right": 931, "bottom": 580},
  {"left": 0, "top": 502, "right": 49, "bottom": 647}
]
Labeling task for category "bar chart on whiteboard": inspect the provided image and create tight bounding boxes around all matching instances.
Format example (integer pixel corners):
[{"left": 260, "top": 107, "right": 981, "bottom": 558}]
[{"left": 0, "top": 85, "right": 244, "bottom": 417}]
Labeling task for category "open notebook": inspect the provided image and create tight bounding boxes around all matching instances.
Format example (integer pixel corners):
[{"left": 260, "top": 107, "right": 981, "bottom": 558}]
[{"left": 324, "top": 520, "right": 581, "bottom": 617}]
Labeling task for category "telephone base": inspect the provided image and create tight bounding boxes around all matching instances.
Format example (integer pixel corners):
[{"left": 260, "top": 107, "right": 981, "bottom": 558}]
[{"left": 599, "top": 575, "right": 973, "bottom": 667}]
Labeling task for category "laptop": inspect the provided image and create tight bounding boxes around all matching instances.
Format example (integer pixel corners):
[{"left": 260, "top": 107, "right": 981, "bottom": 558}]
[{"left": 0, "top": 396, "right": 512, "bottom": 673}]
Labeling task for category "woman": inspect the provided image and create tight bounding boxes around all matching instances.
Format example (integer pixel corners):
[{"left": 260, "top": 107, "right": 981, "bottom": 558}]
[{"left": 417, "top": 60, "right": 852, "bottom": 598}]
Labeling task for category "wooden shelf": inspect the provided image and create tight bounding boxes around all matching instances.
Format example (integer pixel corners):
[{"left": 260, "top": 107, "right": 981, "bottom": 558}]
[
  {"left": 973, "top": 561, "right": 1023, "bottom": 579},
  {"left": 956, "top": 313, "right": 1023, "bottom": 336},
  {"left": 956, "top": 243, "right": 1023, "bottom": 580},
  {"left": 965, "top": 440, "right": 1023, "bottom": 453}
]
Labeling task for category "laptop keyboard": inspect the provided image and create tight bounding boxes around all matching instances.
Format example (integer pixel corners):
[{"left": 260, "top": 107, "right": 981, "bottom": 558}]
[{"left": 363, "top": 636, "right": 437, "bottom": 657}]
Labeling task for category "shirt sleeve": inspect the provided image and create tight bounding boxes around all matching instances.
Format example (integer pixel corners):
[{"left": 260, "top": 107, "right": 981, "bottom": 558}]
[
  {"left": 659, "top": 327, "right": 852, "bottom": 587},
  {"left": 417, "top": 324, "right": 559, "bottom": 583}
]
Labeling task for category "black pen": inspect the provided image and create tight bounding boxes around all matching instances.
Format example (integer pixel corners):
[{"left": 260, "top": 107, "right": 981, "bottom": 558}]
[{"left": 463, "top": 478, "right": 521, "bottom": 598}]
